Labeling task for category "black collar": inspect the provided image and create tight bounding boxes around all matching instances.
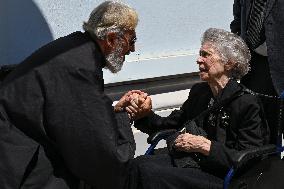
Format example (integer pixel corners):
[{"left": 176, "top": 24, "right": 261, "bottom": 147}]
[
  {"left": 215, "top": 79, "right": 243, "bottom": 103},
  {"left": 84, "top": 32, "right": 107, "bottom": 68}
]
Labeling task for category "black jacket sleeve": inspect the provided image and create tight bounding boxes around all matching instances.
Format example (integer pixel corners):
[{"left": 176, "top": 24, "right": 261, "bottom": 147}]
[
  {"left": 134, "top": 109, "right": 184, "bottom": 135},
  {"left": 43, "top": 66, "right": 135, "bottom": 188},
  {"left": 134, "top": 85, "right": 201, "bottom": 135},
  {"left": 134, "top": 83, "right": 211, "bottom": 135}
]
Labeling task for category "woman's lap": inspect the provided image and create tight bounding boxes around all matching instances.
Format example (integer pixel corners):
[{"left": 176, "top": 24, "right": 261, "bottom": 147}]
[{"left": 128, "top": 154, "right": 223, "bottom": 189}]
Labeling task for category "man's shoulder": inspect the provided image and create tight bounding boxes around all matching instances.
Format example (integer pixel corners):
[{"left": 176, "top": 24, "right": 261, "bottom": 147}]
[
  {"left": 40, "top": 31, "right": 90, "bottom": 54},
  {"left": 25, "top": 31, "right": 95, "bottom": 67},
  {"left": 3, "top": 32, "right": 98, "bottom": 83},
  {"left": 52, "top": 31, "right": 88, "bottom": 46},
  {"left": 18, "top": 31, "right": 88, "bottom": 64}
]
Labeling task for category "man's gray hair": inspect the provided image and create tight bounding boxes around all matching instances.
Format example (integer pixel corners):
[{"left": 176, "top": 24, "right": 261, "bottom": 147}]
[
  {"left": 83, "top": 1, "right": 138, "bottom": 39},
  {"left": 201, "top": 28, "right": 251, "bottom": 79}
]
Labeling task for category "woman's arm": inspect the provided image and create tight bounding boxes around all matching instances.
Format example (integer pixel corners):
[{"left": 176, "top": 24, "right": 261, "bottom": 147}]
[
  {"left": 134, "top": 83, "right": 204, "bottom": 135},
  {"left": 202, "top": 94, "right": 266, "bottom": 173},
  {"left": 174, "top": 133, "right": 211, "bottom": 156}
]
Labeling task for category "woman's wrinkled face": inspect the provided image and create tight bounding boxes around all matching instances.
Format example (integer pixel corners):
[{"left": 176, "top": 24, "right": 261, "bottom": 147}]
[{"left": 196, "top": 42, "right": 226, "bottom": 82}]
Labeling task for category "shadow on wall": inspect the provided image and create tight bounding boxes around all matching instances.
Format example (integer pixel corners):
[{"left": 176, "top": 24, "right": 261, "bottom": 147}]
[{"left": 0, "top": 0, "right": 53, "bottom": 65}]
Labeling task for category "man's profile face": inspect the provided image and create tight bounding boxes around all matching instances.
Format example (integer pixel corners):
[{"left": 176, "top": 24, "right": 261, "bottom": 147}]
[
  {"left": 120, "top": 30, "right": 136, "bottom": 58},
  {"left": 105, "top": 30, "right": 136, "bottom": 73}
]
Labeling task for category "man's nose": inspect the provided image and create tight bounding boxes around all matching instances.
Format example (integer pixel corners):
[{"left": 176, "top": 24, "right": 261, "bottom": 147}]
[
  {"left": 196, "top": 56, "right": 203, "bottom": 64},
  {"left": 129, "top": 44, "right": 135, "bottom": 52}
]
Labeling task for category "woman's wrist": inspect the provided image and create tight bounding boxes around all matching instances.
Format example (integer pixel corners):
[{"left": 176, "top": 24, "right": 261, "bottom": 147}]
[{"left": 199, "top": 137, "right": 211, "bottom": 156}]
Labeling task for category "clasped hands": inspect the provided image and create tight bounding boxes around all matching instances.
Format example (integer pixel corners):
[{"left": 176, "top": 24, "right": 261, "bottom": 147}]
[
  {"left": 114, "top": 90, "right": 152, "bottom": 121},
  {"left": 114, "top": 90, "right": 211, "bottom": 155}
]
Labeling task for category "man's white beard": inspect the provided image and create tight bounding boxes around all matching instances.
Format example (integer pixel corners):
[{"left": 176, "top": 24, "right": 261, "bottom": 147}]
[{"left": 105, "top": 43, "right": 124, "bottom": 73}]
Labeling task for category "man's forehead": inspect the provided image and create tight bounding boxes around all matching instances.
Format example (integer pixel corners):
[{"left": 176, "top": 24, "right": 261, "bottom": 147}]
[{"left": 201, "top": 43, "right": 215, "bottom": 52}]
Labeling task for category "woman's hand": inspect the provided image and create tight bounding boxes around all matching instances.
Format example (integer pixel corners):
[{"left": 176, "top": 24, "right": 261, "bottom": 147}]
[
  {"left": 114, "top": 90, "right": 146, "bottom": 113},
  {"left": 174, "top": 133, "right": 211, "bottom": 156},
  {"left": 126, "top": 95, "right": 152, "bottom": 120},
  {"left": 114, "top": 90, "right": 152, "bottom": 121}
]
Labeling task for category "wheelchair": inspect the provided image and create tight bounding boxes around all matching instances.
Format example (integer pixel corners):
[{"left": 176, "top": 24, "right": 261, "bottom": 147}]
[{"left": 145, "top": 91, "right": 284, "bottom": 189}]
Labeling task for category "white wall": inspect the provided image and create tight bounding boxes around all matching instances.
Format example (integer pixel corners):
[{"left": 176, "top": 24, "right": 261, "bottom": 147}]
[{"left": 0, "top": 0, "right": 234, "bottom": 83}]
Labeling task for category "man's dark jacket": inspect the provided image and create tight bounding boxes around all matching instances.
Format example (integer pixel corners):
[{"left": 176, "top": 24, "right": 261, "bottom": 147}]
[
  {"left": 135, "top": 80, "right": 268, "bottom": 176},
  {"left": 0, "top": 32, "right": 135, "bottom": 189},
  {"left": 230, "top": 0, "right": 284, "bottom": 94}
]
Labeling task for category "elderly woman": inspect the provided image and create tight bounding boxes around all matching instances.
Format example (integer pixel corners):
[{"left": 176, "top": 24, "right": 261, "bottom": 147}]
[{"left": 126, "top": 28, "right": 269, "bottom": 189}]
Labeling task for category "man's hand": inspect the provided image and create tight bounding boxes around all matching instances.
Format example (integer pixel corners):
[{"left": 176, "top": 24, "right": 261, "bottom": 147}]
[
  {"left": 126, "top": 95, "right": 152, "bottom": 120},
  {"left": 174, "top": 133, "right": 211, "bottom": 156},
  {"left": 114, "top": 90, "right": 147, "bottom": 113}
]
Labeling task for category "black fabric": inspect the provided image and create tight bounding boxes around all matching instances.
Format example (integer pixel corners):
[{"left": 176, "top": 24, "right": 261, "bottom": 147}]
[
  {"left": 128, "top": 154, "right": 223, "bottom": 189},
  {"left": 0, "top": 31, "right": 135, "bottom": 189},
  {"left": 0, "top": 64, "right": 17, "bottom": 82},
  {"left": 166, "top": 120, "right": 207, "bottom": 169},
  {"left": 240, "top": 52, "right": 276, "bottom": 95},
  {"left": 167, "top": 120, "right": 208, "bottom": 154},
  {"left": 240, "top": 52, "right": 278, "bottom": 143},
  {"left": 230, "top": 0, "right": 284, "bottom": 94},
  {"left": 246, "top": 0, "right": 267, "bottom": 49},
  {"left": 167, "top": 89, "right": 248, "bottom": 169},
  {"left": 133, "top": 80, "right": 269, "bottom": 188}
]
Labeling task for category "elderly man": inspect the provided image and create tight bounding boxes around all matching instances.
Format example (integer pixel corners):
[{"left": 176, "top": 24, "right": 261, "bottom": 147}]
[{"left": 0, "top": 1, "right": 141, "bottom": 189}]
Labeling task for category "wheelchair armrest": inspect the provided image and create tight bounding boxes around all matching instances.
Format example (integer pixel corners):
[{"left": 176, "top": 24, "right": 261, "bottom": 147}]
[
  {"left": 147, "top": 129, "right": 177, "bottom": 144},
  {"left": 232, "top": 144, "right": 277, "bottom": 168}
]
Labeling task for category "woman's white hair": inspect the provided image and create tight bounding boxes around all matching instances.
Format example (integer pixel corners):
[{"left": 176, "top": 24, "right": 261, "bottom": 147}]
[
  {"left": 83, "top": 1, "right": 138, "bottom": 39},
  {"left": 201, "top": 28, "right": 251, "bottom": 79}
]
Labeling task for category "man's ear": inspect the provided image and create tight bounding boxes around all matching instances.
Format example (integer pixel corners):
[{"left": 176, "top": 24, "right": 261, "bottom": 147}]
[
  {"left": 224, "top": 60, "right": 236, "bottom": 71},
  {"left": 105, "top": 32, "right": 117, "bottom": 49}
]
